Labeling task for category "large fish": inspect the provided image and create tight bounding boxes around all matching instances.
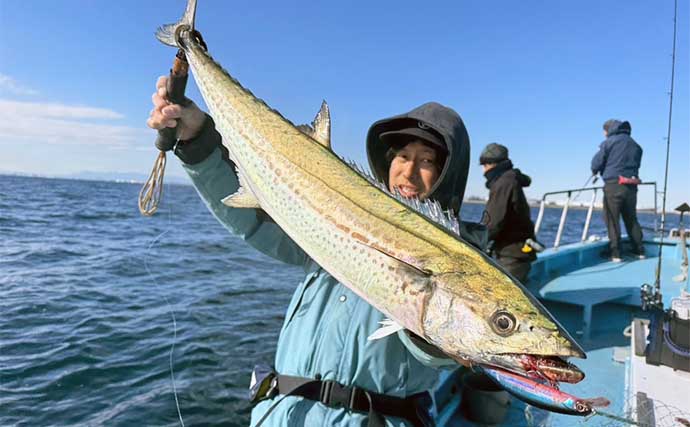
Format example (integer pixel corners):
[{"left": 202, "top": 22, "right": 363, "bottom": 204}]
[{"left": 157, "top": 0, "right": 585, "bottom": 384}]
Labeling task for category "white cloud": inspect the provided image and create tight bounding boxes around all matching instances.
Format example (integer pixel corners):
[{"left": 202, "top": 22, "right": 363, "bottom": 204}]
[
  {"left": 0, "top": 74, "right": 39, "bottom": 96},
  {"left": 0, "top": 99, "right": 149, "bottom": 148},
  {"left": 0, "top": 99, "right": 124, "bottom": 119}
]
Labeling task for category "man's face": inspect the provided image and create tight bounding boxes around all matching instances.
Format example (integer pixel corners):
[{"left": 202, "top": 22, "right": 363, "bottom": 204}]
[
  {"left": 388, "top": 140, "right": 441, "bottom": 200},
  {"left": 482, "top": 163, "right": 497, "bottom": 173}
]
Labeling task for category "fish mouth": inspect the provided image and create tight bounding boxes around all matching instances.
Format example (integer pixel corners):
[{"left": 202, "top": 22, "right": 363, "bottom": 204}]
[{"left": 480, "top": 353, "right": 585, "bottom": 384}]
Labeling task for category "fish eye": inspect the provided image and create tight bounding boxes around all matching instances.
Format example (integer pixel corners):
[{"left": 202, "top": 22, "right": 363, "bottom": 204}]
[
  {"left": 574, "top": 401, "right": 590, "bottom": 413},
  {"left": 490, "top": 310, "right": 517, "bottom": 336}
]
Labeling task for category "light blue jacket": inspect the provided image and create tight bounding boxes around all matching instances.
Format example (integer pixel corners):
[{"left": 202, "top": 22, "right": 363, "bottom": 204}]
[
  {"left": 181, "top": 146, "right": 455, "bottom": 426},
  {"left": 177, "top": 101, "right": 476, "bottom": 426}
]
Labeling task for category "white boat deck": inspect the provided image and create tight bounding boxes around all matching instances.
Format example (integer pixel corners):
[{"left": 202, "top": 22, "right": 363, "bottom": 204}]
[{"left": 628, "top": 320, "right": 690, "bottom": 424}]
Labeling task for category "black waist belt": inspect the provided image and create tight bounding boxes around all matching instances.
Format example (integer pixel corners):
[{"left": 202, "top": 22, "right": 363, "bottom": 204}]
[{"left": 253, "top": 373, "right": 431, "bottom": 427}]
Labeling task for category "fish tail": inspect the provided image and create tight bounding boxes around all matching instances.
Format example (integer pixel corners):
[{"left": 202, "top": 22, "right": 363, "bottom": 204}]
[
  {"left": 156, "top": 0, "right": 197, "bottom": 48},
  {"left": 156, "top": 23, "right": 178, "bottom": 47}
]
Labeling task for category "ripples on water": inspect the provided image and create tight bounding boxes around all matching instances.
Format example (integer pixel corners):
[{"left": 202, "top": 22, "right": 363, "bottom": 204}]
[{"left": 0, "top": 175, "right": 671, "bottom": 426}]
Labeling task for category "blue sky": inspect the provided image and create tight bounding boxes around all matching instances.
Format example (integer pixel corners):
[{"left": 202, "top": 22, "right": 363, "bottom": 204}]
[{"left": 1, "top": 0, "right": 688, "bottom": 208}]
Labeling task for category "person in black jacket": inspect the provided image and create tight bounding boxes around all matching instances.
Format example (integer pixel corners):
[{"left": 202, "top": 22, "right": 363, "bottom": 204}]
[
  {"left": 591, "top": 119, "right": 644, "bottom": 262},
  {"left": 479, "top": 143, "right": 536, "bottom": 282}
]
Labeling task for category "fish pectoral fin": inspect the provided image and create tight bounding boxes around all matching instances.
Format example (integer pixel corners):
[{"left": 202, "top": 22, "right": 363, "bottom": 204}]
[
  {"left": 221, "top": 187, "right": 261, "bottom": 209},
  {"left": 357, "top": 241, "right": 432, "bottom": 277},
  {"left": 297, "top": 100, "right": 331, "bottom": 149},
  {"left": 367, "top": 318, "right": 405, "bottom": 341}
]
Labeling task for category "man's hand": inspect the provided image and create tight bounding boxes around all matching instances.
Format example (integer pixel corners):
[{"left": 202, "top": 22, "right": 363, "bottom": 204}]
[{"left": 147, "top": 75, "right": 206, "bottom": 141}]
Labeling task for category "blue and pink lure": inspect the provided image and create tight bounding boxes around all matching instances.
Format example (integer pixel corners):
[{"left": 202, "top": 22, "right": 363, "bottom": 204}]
[{"left": 481, "top": 367, "right": 610, "bottom": 416}]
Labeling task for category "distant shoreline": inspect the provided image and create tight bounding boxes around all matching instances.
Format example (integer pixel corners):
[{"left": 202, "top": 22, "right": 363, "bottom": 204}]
[
  {"left": 1, "top": 173, "right": 672, "bottom": 214},
  {"left": 463, "top": 197, "right": 662, "bottom": 213},
  {"left": 0, "top": 172, "right": 191, "bottom": 186}
]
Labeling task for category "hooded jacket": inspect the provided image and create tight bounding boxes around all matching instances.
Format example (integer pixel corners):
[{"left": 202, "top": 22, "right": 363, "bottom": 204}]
[
  {"left": 174, "top": 112, "right": 458, "bottom": 427},
  {"left": 366, "top": 102, "right": 470, "bottom": 214},
  {"left": 591, "top": 120, "right": 643, "bottom": 182},
  {"left": 482, "top": 160, "right": 536, "bottom": 256},
  {"left": 365, "top": 102, "right": 487, "bottom": 249}
]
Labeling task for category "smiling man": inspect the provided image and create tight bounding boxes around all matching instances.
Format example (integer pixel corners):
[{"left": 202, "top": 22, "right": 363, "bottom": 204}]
[
  {"left": 367, "top": 102, "right": 469, "bottom": 216},
  {"left": 385, "top": 137, "right": 444, "bottom": 199}
]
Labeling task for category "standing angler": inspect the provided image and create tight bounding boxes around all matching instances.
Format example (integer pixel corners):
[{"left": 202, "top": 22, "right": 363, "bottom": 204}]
[{"left": 591, "top": 119, "right": 644, "bottom": 262}]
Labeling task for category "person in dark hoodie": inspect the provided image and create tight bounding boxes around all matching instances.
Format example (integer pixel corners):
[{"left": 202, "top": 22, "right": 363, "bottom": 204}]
[
  {"left": 479, "top": 143, "right": 536, "bottom": 283},
  {"left": 591, "top": 119, "right": 644, "bottom": 262},
  {"left": 147, "top": 75, "right": 476, "bottom": 427}
]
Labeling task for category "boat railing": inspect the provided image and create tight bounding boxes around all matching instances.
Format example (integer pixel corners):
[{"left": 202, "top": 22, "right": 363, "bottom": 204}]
[{"left": 534, "top": 182, "right": 658, "bottom": 249}]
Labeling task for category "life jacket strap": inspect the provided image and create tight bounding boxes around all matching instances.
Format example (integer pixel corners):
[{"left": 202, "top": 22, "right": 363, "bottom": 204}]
[{"left": 252, "top": 372, "right": 432, "bottom": 427}]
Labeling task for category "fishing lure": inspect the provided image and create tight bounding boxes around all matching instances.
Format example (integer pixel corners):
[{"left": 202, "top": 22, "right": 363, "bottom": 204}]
[{"left": 481, "top": 367, "right": 609, "bottom": 416}]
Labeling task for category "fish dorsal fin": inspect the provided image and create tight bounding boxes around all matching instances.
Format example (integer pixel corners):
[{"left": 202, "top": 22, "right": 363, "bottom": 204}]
[
  {"left": 343, "top": 159, "right": 461, "bottom": 238},
  {"left": 221, "top": 166, "right": 261, "bottom": 209},
  {"left": 297, "top": 100, "right": 331, "bottom": 149},
  {"left": 367, "top": 318, "right": 404, "bottom": 341}
]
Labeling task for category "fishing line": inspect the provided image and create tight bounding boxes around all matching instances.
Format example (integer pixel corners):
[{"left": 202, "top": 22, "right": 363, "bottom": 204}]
[
  {"left": 142, "top": 183, "right": 185, "bottom": 427},
  {"left": 570, "top": 175, "right": 596, "bottom": 203},
  {"left": 594, "top": 410, "right": 651, "bottom": 427},
  {"left": 651, "top": 0, "right": 678, "bottom": 299}
]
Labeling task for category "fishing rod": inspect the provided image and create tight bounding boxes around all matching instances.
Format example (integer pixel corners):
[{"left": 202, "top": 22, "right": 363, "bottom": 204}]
[
  {"left": 570, "top": 174, "right": 597, "bottom": 203},
  {"left": 641, "top": 0, "right": 678, "bottom": 310}
]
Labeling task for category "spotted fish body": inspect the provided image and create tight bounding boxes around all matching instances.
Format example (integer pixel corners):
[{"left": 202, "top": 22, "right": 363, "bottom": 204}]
[{"left": 156, "top": 2, "right": 585, "bottom": 378}]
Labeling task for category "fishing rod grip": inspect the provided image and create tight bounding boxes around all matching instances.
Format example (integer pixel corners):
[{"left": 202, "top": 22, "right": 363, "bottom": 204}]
[
  {"left": 155, "top": 50, "right": 191, "bottom": 152},
  {"left": 139, "top": 52, "right": 191, "bottom": 216}
]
